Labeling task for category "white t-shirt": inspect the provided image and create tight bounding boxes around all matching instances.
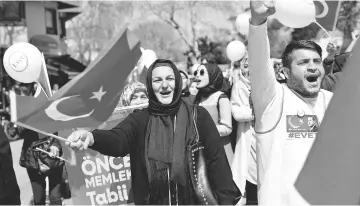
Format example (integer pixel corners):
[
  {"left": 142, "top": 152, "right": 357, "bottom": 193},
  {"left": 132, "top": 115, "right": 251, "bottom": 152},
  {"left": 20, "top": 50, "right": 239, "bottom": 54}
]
[{"left": 248, "top": 20, "right": 333, "bottom": 206}]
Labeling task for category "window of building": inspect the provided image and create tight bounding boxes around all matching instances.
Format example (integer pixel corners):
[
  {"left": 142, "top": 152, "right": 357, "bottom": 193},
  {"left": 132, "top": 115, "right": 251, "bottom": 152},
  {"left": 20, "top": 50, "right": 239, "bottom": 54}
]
[
  {"left": 45, "top": 8, "right": 57, "bottom": 35},
  {"left": 0, "top": 2, "right": 25, "bottom": 21},
  {"left": 60, "top": 17, "right": 66, "bottom": 39}
]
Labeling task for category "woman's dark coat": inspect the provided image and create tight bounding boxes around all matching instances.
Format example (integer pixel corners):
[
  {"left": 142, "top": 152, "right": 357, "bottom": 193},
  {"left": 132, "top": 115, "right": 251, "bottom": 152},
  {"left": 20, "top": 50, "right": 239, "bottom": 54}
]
[{"left": 91, "top": 105, "right": 240, "bottom": 205}]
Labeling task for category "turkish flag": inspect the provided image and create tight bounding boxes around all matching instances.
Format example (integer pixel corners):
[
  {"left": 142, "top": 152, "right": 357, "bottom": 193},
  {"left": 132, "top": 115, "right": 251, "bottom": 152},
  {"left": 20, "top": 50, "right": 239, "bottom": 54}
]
[
  {"left": 314, "top": 0, "right": 341, "bottom": 31},
  {"left": 37, "top": 53, "right": 53, "bottom": 99},
  {"left": 10, "top": 28, "right": 142, "bottom": 133},
  {"left": 295, "top": 36, "right": 360, "bottom": 204}
]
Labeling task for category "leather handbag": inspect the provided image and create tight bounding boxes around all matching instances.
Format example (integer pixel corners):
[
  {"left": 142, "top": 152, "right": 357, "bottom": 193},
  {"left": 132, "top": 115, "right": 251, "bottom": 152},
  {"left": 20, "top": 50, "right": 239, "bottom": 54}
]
[
  {"left": 188, "top": 106, "right": 218, "bottom": 205},
  {"left": 35, "top": 137, "right": 65, "bottom": 175},
  {"left": 22, "top": 137, "right": 65, "bottom": 175}
]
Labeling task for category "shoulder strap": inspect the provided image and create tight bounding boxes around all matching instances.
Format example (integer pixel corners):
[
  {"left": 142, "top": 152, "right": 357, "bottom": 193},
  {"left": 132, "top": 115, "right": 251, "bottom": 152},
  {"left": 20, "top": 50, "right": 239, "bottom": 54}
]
[
  {"left": 193, "top": 106, "right": 200, "bottom": 143},
  {"left": 217, "top": 92, "right": 227, "bottom": 120},
  {"left": 254, "top": 85, "right": 285, "bottom": 134}
]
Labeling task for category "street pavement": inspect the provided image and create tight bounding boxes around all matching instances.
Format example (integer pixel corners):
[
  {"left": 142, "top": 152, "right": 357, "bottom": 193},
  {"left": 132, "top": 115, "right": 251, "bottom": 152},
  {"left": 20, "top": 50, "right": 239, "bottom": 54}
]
[{"left": 10, "top": 139, "right": 32, "bottom": 205}]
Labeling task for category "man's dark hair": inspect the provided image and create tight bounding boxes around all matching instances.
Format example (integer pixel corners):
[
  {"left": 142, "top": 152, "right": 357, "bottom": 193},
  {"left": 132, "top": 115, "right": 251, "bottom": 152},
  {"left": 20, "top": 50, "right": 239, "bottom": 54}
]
[{"left": 281, "top": 40, "right": 322, "bottom": 69}]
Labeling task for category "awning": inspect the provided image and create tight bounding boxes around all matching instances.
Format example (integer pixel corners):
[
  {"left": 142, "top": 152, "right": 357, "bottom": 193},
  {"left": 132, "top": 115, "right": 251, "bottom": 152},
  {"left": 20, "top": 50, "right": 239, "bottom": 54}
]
[
  {"left": 45, "top": 64, "right": 59, "bottom": 76},
  {"left": 46, "top": 54, "right": 86, "bottom": 73},
  {"left": 58, "top": 7, "right": 82, "bottom": 22},
  {"left": 57, "top": 1, "right": 80, "bottom": 10}
]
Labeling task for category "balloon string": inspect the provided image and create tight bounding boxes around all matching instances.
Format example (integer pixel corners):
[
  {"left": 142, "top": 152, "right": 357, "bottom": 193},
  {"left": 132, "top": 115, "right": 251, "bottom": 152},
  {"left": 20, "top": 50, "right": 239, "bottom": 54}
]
[
  {"left": 229, "top": 61, "right": 234, "bottom": 85},
  {"left": 314, "top": 21, "right": 331, "bottom": 39}
]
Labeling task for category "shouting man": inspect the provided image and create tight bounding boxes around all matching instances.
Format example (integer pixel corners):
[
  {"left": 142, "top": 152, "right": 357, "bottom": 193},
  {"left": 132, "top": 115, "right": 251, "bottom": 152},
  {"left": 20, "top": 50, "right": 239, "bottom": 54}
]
[{"left": 248, "top": 1, "right": 333, "bottom": 205}]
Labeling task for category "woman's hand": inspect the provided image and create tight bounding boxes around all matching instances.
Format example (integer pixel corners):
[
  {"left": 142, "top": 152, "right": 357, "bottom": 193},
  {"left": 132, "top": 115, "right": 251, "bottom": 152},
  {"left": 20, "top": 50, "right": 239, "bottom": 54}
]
[
  {"left": 65, "top": 130, "right": 94, "bottom": 151},
  {"left": 49, "top": 146, "right": 59, "bottom": 158}
]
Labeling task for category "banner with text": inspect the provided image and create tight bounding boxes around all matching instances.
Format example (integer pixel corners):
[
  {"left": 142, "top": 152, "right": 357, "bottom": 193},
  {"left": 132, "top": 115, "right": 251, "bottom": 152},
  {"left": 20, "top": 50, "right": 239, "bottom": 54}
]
[{"left": 60, "top": 104, "right": 147, "bottom": 205}]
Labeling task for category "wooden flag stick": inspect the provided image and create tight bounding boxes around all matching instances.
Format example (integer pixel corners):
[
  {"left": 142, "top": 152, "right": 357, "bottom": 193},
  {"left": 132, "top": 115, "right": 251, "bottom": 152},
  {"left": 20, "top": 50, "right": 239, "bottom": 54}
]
[
  {"left": 113, "top": 102, "right": 148, "bottom": 112},
  {"left": 8, "top": 85, "right": 74, "bottom": 144},
  {"left": 330, "top": 0, "right": 342, "bottom": 39},
  {"left": 37, "top": 53, "right": 53, "bottom": 100},
  {"left": 15, "top": 121, "right": 73, "bottom": 144},
  {"left": 35, "top": 147, "right": 71, "bottom": 163}
]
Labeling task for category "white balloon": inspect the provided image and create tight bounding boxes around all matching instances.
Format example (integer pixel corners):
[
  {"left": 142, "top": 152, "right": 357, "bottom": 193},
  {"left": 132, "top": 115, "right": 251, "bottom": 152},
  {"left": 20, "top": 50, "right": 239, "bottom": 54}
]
[
  {"left": 236, "top": 13, "right": 251, "bottom": 36},
  {"left": 275, "top": 0, "right": 316, "bottom": 28},
  {"left": 138, "top": 48, "right": 157, "bottom": 71},
  {"left": 3, "top": 42, "right": 42, "bottom": 83},
  {"left": 226, "top": 40, "right": 246, "bottom": 62}
]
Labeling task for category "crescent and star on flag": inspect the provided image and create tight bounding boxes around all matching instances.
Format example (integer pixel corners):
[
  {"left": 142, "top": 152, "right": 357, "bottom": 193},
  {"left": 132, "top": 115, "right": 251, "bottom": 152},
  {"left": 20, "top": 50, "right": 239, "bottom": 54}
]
[{"left": 45, "top": 86, "right": 107, "bottom": 122}]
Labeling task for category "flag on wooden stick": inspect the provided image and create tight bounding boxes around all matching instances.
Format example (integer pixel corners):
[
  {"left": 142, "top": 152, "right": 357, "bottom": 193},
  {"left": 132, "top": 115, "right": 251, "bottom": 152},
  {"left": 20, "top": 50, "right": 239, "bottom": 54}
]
[
  {"left": 10, "top": 28, "right": 142, "bottom": 134},
  {"left": 315, "top": 0, "right": 341, "bottom": 32}
]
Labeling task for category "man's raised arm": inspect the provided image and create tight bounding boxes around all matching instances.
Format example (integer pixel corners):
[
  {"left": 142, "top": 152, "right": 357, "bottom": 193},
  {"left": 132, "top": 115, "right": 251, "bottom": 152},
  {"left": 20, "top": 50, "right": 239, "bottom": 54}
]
[{"left": 248, "top": 1, "right": 282, "bottom": 125}]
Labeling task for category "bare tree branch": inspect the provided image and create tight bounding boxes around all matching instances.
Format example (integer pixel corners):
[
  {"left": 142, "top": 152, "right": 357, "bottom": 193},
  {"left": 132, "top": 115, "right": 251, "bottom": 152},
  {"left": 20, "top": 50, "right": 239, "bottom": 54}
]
[
  {"left": 147, "top": 2, "right": 197, "bottom": 57},
  {"left": 189, "top": 1, "right": 198, "bottom": 52}
]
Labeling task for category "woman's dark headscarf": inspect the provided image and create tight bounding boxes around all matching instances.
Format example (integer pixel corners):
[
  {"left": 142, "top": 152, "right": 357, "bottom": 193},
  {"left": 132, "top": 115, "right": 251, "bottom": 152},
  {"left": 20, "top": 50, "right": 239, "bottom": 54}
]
[
  {"left": 196, "top": 63, "right": 224, "bottom": 101},
  {"left": 146, "top": 59, "right": 182, "bottom": 116},
  {"left": 144, "top": 59, "right": 195, "bottom": 195}
]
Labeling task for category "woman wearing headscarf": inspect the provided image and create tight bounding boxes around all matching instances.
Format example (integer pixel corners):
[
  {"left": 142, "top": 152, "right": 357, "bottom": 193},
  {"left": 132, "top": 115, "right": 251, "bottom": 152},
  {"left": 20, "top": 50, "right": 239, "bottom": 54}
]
[
  {"left": 98, "top": 81, "right": 148, "bottom": 205},
  {"left": 230, "top": 55, "right": 258, "bottom": 205},
  {"left": 119, "top": 81, "right": 148, "bottom": 107},
  {"left": 18, "top": 84, "right": 64, "bottom": 205},
  {"left": 101, "top": 81, "right": 148, "bottom": 129},
  {"left": 193, "top": 63, "right": 233, "bottom": 165},
  {"left": 66, "top": 59, "right": 240, "bottom": 205}
]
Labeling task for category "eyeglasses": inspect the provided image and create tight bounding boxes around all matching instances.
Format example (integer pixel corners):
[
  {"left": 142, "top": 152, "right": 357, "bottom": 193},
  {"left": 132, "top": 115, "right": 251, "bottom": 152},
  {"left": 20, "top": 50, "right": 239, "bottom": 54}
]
[{"left": 193, "top": 69, "right": 205, "bottom": 76}]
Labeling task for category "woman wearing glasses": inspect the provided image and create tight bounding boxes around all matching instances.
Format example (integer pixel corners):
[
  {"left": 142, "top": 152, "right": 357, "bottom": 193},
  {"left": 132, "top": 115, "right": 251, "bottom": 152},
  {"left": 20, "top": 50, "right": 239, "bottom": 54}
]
[{"left": 193, "top": 63, "right": 233, "bottom": 165}]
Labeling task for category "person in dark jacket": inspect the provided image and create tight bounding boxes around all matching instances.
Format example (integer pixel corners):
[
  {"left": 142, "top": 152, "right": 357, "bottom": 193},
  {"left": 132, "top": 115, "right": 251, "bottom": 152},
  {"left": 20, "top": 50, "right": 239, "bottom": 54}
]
[
  {"left": 0, "top": 125, "right": 21, "bottom": 205},
  {"left": 20, "top": 129, "right": 63, "bottom": 205},
  {"left": 321, "top": 43, "right": 351, "bottom": 92},
  {"left": 66, "top": 59, "right": 240, "bottom": 205}
]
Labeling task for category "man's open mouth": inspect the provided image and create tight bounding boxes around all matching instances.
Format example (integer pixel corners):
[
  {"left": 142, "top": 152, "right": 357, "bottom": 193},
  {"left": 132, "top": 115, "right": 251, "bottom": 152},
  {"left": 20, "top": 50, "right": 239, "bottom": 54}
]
[{"left": 306, "top": 76, "right": 318, "bottom": 83}]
